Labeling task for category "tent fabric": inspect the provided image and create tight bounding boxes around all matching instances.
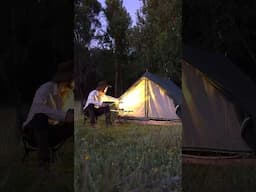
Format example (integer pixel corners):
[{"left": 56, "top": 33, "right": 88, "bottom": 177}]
[
  {"left": 147, "top": 80, "right": 179, "bottom": 120},
  {"left": 182, "top": 46, "right": 256, "bottom": 152},
  {"left": 118, "top": 72, "right": 181, "bottom": 121},
  {"left": 182, "top": 46, "right": 256, "bottom": 119},
  {"left": 143, "top": 72, "right": 182, "bottom": 106},
  {"left": 182, "top": 61, "right": 251, "bottom": 152}
]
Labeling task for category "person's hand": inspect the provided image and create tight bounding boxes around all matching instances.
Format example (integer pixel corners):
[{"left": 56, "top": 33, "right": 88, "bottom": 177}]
[{"left": 65, "top": 109, "right": 74, "bottom": 122}]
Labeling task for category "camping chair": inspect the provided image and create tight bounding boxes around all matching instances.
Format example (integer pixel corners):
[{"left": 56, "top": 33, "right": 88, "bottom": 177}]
[
  {"left": 241, "top": 116, "right": 256, "bottom": 154},
  {"left": 82, "top": 101, "right": 118, "bottom": 125},
  {"left": 81, "top": 98, "right": 93, "bottom": 124},
  {"left": 17, "top": 104, "right": 66, "bottom": 162},
  {"left": 175, "top": 105, "right": 182, "bottom": 118}
]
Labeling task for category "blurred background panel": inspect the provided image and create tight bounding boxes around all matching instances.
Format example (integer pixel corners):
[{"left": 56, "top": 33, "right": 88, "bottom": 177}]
[{"left": 0, "top": 1, "right": 74, "bottom": 191}]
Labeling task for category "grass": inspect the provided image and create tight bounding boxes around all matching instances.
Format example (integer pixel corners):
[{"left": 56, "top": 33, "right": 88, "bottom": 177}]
[
  {"left": 75, "top": 115, "right": 182, "bottom": 192},
  {"left": 182, "top": 163, "right": 256, "bottom": 192},
  {"left": 0, "top": 139, "right": 74, "bottom": 192},
  {"left": 0, "top": 107, "right": 74, "bottom": 192}
]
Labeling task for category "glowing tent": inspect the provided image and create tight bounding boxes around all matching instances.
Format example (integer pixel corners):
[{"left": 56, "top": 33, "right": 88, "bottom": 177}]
[{"left": 118, "top": 72, "right": 181, "bottom": 121}]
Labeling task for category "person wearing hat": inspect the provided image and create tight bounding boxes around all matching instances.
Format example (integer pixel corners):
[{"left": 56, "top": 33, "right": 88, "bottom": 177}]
[
  {"left": 83, "top": 80, "right": 114, "bottom": 127},
  {"left": 22, "top": 60, "right": 74, "bottom": 166}
]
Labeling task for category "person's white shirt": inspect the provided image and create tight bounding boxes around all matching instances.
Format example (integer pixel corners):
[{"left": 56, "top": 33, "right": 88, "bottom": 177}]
[
  {"left": 22, "top": 81, "right": 73, "bottom": 128},
  {"left": 83, "top": 90, "right": 103, "bottom": 110},
  {"left": 83, "top": 89, "right": 119, "bottom": 110}
]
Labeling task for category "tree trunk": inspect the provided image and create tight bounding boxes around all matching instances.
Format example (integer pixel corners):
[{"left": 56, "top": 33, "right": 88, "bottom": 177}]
[{"left": 114, "top": 53, "right": 118, "bottom": 97}]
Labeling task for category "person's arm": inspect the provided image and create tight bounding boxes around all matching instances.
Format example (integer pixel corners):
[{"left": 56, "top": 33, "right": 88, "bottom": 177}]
[{"left": 101, "top": 94, "right": 119, "bottom": 103}]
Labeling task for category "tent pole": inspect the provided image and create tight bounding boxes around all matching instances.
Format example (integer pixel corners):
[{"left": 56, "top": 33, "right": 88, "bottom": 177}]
[
  {"left": 145, "top": 78, "right": 149, "bottom": 118},
  {"left": 144, "top": 78, "right": 146, "bottom": 117},
  {"left": 144, "top": 78, "right": 146, "bottom": 118}
]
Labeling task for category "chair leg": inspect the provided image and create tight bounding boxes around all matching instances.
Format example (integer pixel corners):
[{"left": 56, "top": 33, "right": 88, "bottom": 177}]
[
  {"left": 51, "top": 150, "right": 56, "bottom": 163},
  {"left": 22, "top": 139, "right": 30, "bottom": 162},
  {"left": 51, "top": 143, "right": 64, "bottom": 163},
  {"left": 83, "top": 116, "right": 87, "bottom": 124},
  {"left": 22, "top": 151, "right": 28, "bottom": 162}
]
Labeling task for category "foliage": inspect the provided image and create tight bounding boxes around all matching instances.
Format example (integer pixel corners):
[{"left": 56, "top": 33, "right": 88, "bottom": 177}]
[
  {"left": 105, "top": 0, "right": 132, "bottom": 50},
  {"left": 74, "top": 0, "right": 102, "bottom": 47},
  {"left": 104, "top": 0, "right": 132, "bottom": 96},
  {"left": 130, "top": 0, "right": 182, "bottom": 86},
  {"left": 75, "top": 0, "right": 182, "bottom": 99},
  {"left": 1, "top": 0, "right": 74, "bottom": 102},
  {"left": 183, "top": 0, "right": 256, "bottom": 82},
  {"left": 74, "top": 0, "right": 102, "bottom": 100}
]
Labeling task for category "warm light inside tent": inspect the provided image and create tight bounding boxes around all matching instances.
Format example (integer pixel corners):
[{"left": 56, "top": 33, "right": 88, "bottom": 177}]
[
  {"left": 118, "top": 80, "right": 145, "bottom": 113},
  {"left": 101, "top": 94, "right": 119, "bottom": 103}
]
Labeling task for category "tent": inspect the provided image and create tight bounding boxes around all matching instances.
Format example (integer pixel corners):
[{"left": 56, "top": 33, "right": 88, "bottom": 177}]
[
  {"left": 181, "top": 46, "right": 256, "bottom": 153},
  {"left": 118, "top": 71, "right": 181, "bottom": 121}
]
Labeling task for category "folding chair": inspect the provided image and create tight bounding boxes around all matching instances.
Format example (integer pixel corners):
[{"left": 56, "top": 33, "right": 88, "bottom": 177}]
[{"left": 17, "top": 104, "right": 66, "bottom": 162}]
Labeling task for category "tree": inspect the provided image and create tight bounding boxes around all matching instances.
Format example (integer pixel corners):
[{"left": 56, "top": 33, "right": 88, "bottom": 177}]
[
  {"left": 183, "top": 0, "right": 256, "bottom": 82},
  {"left": 104, "top": 0, "right": 132, "bottom": 96},
  {"left": 1, "top": 0, "right": 74, "bottom": 103},
  {"left": 130, "top": 0, "right": 182, "bottom": 86},
  {"left": 75, "top": 0, "right": 101, "bottom": 47},
  {"left": 74, "top": 0, "right": 101, "bottom": 99}
]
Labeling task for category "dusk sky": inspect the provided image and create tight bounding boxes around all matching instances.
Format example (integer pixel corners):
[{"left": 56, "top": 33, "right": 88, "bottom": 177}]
[{"left": 98, "top": 0, "right": 142, "bottom": 26}]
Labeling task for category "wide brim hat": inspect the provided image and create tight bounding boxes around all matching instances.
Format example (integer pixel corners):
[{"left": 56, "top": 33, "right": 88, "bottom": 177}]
[{"left": 52, "top": 60, "right": 74, "bottom": 83}]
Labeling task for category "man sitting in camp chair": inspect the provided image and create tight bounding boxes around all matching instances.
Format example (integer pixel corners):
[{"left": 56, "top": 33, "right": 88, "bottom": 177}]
[
  {"left": 22, "top": 60, "right": 74, "bottom": 167},
  {"left": 83, "top": 81, "right": 118, "bottom": 128}
]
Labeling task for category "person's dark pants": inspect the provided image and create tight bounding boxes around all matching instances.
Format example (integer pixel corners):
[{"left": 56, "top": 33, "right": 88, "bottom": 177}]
[
  {"left": 83, "top": 104, "right": 111, "bottom": 126},
  {"left": 23, "top": 113, "right": 74, "bottom": 162}
]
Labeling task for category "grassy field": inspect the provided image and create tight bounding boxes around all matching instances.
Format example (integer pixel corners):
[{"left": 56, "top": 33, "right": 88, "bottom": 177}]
[
  {"left": 182, "top": 162, "right": 256, "bottom": 192},
  {"left": 75, "top": 115, "right": 182, "bottom": 192}
]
